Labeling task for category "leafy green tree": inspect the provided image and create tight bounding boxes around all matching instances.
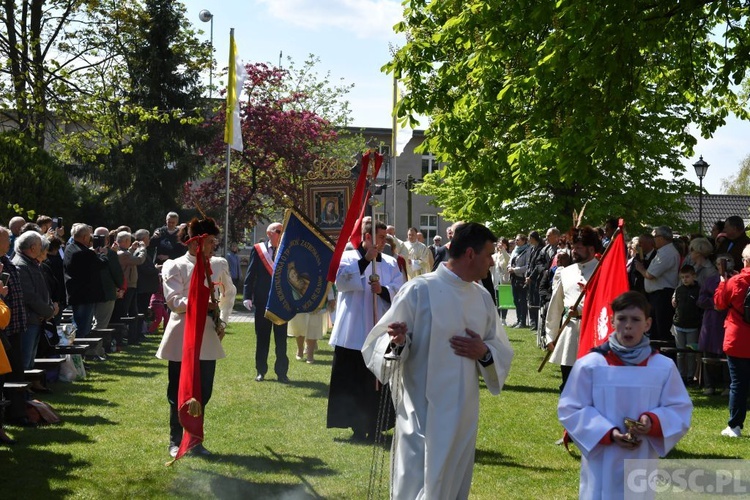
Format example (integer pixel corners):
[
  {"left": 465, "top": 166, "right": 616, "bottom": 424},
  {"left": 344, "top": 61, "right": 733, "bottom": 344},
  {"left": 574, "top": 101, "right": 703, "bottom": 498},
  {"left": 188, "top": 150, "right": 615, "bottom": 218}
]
[
  {"left": 53, "top": 0, "right": 211, "bottom": 229},
  {"left": 389, "top": 0, "right": 749, "bottom": 235},
  {"left": 0, "top": 132, "right": 74, "bottom": 224},
  {"left": 721, "top": 154, "right": 750, "bottom": 195}
]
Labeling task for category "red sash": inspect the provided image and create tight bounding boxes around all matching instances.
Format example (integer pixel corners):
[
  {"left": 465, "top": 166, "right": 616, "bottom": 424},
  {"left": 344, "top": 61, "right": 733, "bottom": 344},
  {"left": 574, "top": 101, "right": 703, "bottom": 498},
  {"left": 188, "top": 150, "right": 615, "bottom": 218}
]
[{"left": 254, "top": 243, "right": 274, "bottom": 276}]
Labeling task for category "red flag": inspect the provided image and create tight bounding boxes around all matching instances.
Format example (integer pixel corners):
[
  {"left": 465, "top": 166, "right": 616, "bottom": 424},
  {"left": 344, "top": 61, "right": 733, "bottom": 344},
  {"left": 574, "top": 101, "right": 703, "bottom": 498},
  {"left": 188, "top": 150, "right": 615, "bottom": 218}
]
[
  {"left": 326, "top": 151, "right": 383, "bottom": 281},
  {"left": 577, "top": 221, "right": 629, "bottom": 358},
  {"left": 170, "top": 235, "right": 211, "bottom": 463}
]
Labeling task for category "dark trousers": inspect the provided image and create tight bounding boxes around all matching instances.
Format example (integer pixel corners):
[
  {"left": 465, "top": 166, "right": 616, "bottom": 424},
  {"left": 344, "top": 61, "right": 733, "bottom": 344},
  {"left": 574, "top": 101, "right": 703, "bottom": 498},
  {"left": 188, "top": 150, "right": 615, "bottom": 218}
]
[
  {"left": 327, "top": 345, "right": 393, "bottom": 437},
  {"left": 727, "top": 356, "right": 750, "bottom": 429},
  {"left": 113, "top": 288, "right": 139, "bottom": 344},
  {"left": 511, "top": 281, "right": 528, "bottom": 326},
  {"left": 560, "top": 365, "right": 573, "bottom": 393},
  {"left": 2, "top": 331, "right": 25, "bottom": 420},
  {"left": 254, "top": 308, "right": 288, "bottom": 378},
  {"left": 647, "top": 288, "right": 675, "bottom": 343},
  {"left": 167, "top": 359, "right": 216, "bottom": 446}
]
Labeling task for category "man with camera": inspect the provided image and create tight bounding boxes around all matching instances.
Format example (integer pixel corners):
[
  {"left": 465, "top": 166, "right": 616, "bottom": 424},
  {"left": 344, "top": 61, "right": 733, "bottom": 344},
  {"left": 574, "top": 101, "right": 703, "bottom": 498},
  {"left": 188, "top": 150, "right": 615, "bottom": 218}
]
[{"left": 63, "top": 223, "right": 109, "bottom": 339}]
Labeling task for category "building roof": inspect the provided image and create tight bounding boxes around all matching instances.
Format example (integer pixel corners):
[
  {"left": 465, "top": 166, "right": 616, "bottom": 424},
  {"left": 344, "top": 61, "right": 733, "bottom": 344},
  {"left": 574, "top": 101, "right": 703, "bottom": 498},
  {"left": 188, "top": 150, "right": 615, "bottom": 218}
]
[{"left": 681, "top": 194, "right": 750, "bottom": 233}]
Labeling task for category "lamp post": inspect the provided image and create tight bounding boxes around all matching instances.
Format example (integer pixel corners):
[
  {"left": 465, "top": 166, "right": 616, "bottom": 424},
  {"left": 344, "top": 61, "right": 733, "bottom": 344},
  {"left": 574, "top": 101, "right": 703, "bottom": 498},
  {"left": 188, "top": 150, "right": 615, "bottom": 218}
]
[
  {"left": 693, "top": 155, "right": 710, "bottom": 235},
  {"left": 199, "top": 9, "right": 214, "bottom": 99}
]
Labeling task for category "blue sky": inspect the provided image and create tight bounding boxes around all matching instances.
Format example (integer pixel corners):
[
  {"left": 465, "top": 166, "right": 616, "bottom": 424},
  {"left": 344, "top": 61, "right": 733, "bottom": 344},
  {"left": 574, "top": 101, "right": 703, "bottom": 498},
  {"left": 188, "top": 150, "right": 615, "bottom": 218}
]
[{"left": 182, "top": 0, "right": 750, "bottom": 195}]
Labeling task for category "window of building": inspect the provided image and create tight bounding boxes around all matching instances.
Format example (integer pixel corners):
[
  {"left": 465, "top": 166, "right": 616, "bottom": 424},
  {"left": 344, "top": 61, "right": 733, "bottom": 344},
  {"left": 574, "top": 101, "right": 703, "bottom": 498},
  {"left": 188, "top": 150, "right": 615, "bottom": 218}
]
[
  {"left": 421, "top": 153, "right": 438, "bottom": 178},
  {"left": 420, "top": 214, "right": 438, "bottom": 240}
]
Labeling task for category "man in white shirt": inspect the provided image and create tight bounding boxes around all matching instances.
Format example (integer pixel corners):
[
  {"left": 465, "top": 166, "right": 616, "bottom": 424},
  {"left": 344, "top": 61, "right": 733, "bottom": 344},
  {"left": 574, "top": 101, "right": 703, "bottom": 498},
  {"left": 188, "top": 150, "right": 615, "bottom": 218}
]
[{"left": 635, "top": 225, "right": 680, "bottom": 342}]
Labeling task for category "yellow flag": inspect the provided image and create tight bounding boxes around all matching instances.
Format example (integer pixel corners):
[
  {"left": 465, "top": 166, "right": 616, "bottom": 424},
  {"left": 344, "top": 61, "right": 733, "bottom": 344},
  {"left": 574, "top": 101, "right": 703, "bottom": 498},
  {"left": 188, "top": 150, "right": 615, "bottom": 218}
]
[{"left": 224, "top": 29, "right": 247, "bottom": 151}]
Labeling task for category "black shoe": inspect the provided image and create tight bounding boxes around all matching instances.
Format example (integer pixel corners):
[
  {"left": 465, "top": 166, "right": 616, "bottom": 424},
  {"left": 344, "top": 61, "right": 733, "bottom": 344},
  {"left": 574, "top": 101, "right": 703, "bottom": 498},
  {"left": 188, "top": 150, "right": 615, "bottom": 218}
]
[
  {"left": 255, "top": 374, "right": 265, "bottom": 382},
  {"left": 191, "top": 443, "right": 212, "bottom": 456},
  {"left": 351, "top": 430, "right": 368, "bottom": 442},
  {"left": 278, "top": 375, "right": 290, "bottom": 384}
]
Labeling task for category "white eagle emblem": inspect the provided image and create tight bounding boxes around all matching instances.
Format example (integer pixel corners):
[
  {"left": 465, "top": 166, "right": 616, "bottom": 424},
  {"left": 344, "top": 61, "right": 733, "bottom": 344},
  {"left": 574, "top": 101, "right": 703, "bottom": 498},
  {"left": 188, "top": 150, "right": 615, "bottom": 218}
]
[{"left": 596, "top": 307, "right": 610, "bottom": 342}]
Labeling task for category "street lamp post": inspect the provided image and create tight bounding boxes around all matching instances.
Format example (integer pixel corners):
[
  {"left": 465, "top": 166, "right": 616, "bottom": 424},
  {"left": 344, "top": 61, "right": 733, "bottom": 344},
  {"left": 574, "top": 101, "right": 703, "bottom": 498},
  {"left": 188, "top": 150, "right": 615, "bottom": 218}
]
[
  {"left": 693, "top": 155, "right": 710, "bottom": 235},
  {"left": 199, "top": 9, "right": 214, "bottom": 99}
]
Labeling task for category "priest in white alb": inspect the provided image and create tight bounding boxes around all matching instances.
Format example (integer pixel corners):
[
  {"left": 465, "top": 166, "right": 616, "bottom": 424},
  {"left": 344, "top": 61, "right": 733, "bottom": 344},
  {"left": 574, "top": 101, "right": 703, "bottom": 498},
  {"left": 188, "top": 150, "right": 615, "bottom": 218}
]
[{"left": 362, "top": 222, "right": 514, "bottom": 499}]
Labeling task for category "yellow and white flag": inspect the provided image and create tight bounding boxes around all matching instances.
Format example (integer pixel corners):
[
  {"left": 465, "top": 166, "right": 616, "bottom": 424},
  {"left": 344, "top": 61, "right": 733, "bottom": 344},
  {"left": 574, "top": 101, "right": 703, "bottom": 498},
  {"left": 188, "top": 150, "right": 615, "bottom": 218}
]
[
  {"left": 392, "top": 78, "right": 413, "bottom": 156},
  {"left": 224, "top": 29, "right": 247, "bottom": 151}
]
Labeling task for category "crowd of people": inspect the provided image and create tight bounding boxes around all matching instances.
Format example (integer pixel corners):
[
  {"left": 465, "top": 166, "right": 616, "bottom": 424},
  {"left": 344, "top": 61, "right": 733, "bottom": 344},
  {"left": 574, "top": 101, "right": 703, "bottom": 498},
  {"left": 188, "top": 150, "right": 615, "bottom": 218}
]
[
  {"left": 4, "top": 207, "right": 750, "bottom": 497},
  {"left": 0, "top": 211, "right": 237, "bottom": 449}
]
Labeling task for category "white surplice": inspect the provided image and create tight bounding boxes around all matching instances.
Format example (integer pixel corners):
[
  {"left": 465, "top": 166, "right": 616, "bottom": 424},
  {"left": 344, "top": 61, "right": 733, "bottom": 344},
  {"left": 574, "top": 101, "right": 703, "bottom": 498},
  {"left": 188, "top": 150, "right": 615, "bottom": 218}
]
[
  {"left": 362, "top": 264, "right": 514, "bottom": 500},
  {"left": 329, "top": 248, "right": 403, "bottom": 350},
  {"left": 558, "top": 352, "right": 693, "bottom": 500},
  {"left": 545, "top": 259, "right": 597, "bottom": 366}
]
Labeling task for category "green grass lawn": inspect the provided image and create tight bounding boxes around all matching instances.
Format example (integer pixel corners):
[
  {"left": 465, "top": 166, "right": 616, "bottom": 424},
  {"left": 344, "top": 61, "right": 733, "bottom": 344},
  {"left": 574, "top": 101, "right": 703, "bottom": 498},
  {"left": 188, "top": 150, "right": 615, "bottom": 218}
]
[{"left": 1, "top": 323, "right": 744, "bottom": 499}]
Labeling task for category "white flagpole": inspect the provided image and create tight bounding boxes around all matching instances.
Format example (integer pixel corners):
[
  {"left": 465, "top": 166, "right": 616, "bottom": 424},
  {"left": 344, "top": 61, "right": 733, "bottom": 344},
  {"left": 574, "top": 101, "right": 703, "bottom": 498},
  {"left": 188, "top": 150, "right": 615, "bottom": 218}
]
[{"left": 391, "top": 77, "right": 398, "bottom": 227}]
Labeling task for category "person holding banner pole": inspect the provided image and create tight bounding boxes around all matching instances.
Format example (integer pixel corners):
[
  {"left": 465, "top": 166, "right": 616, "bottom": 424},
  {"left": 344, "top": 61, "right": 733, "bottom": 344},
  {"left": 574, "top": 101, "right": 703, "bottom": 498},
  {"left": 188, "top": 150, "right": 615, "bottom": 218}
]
[{"left": 326, "top": 219, "right": 403, "bottom": 441}]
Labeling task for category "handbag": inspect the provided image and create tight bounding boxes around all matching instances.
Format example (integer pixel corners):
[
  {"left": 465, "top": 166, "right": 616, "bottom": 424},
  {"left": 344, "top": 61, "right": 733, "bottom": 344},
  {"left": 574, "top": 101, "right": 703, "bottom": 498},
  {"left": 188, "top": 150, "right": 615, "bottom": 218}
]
[{"left": 43, "top": 321, "right": 60, "bottom": 346}]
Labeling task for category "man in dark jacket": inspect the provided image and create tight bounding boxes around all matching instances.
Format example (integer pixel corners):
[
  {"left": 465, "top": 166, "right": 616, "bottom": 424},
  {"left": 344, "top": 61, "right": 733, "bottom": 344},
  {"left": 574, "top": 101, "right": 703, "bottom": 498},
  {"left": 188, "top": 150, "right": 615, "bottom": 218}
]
[
  {"left": 149, "top": 212, "right": 186, "bottom": 265},
  {"left": 243, "top": 222, "right": 288, "bottom": 382},
  {"left": 64, "top": 223, "right": 108, "bottom": 339}
]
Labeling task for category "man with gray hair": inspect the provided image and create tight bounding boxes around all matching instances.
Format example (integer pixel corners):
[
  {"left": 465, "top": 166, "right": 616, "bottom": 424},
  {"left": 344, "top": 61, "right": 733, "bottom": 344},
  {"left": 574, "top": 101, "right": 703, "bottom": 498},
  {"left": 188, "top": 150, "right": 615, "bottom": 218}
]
[
  {"left": 12, "top": 231, "right": 57, "bottom": 370},
  {"left": 6, "top": 216, "right": 25, "bottom": 258},
  {"left": 64, "top": 223, "right": 109, "bottom": 339},
  {"left": 635, "top": 225, "right": 680, "bottom": 342},
  {"left": 150, "top": 211, "right": 186, "bottom": 264},
  {"left": 0, "top": 226, "right": 33, "bottom": 427}
]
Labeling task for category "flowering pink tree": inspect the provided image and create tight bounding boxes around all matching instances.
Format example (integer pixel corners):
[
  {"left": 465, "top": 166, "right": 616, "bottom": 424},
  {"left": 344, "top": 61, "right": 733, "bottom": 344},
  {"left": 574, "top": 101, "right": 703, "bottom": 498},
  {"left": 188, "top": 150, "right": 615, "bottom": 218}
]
[{"left": 186, "top": 58, "right": 358, "bottom": 242}]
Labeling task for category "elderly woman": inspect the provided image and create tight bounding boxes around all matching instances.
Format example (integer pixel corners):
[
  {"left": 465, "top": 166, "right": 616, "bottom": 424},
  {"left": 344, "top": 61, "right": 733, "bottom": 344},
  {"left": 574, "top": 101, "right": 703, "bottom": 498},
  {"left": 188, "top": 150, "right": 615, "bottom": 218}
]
[
  {"left": 698, "top": 254, "right": 733, "bottom": 396},
  {"left": 687, "top": 237, "right": 718, "bottom": 286},
  {"left": 714, "top": 244, "right": 750, "bottom": 437},
  {"left": 113, "top": 231, "right": 147, "bottom": 346}
]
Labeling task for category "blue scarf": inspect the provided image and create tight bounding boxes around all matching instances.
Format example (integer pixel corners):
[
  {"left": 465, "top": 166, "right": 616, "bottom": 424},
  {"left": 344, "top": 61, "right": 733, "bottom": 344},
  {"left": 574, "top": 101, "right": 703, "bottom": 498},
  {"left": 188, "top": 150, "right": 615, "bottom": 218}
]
[
  {"left": 510, "top": 243, "right": 528, "bottom": 259},
  {"left": 608, "top": 332, "right": 652, "bottom": 366}
]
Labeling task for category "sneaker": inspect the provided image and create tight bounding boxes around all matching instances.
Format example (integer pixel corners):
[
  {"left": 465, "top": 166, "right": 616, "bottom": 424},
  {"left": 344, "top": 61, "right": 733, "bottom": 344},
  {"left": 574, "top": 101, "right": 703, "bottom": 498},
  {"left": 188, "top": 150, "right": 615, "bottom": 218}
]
[
  {"left": 721, "top": 426, "right": 741, "bottom": 438},
  {"left": 169, "top": 445, "right": 179, "bottom": 458},
  {"left": 721, "top": 388, "right": 731, "bottom": 397},
  {"left": 703, "top": 388, "right": 716, "bottom": 396}
]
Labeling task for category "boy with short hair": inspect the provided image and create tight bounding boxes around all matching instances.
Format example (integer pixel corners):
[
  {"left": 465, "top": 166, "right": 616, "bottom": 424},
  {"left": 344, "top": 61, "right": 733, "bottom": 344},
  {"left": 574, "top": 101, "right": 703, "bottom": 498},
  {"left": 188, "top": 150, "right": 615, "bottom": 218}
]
[
  {"left": 671, "top": 264, "right": 702, "bottom": 384},
  {"left": 558, "top": 291, "right": 693, "bottom": 499}
]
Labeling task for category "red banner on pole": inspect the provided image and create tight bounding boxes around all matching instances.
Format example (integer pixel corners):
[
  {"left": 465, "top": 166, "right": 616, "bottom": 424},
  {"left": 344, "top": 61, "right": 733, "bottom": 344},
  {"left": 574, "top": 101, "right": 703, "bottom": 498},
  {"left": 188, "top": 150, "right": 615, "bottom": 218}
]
[{"left": 577, "top": 222, "right": 629, "bottom": 357}]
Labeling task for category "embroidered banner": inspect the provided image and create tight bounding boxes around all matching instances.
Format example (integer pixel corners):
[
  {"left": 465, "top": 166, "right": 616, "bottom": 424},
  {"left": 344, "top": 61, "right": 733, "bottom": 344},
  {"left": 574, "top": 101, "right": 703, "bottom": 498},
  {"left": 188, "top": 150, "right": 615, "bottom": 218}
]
[{"left": 265, "top": 208, "right": 335, "bottom": 325}]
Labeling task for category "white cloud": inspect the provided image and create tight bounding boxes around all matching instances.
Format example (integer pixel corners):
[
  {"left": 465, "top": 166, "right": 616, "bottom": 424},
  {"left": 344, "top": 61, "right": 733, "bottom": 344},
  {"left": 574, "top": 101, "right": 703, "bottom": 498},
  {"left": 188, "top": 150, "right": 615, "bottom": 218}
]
[{"left": 256, "top": 0, "right": 403, "bottom": 39}]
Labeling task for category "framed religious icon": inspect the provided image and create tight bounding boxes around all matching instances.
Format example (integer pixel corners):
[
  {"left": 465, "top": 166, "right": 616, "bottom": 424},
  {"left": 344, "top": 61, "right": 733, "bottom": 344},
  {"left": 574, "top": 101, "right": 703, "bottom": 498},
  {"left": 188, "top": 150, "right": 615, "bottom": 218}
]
[{"left": 302, "top": 158, "right": 357, "bottom": 241}]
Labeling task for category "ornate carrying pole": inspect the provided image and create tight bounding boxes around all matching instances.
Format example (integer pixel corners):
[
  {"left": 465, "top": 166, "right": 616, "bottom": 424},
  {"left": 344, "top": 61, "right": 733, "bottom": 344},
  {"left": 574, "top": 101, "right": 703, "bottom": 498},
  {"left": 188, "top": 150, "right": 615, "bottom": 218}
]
[{"left": 365, "top": 149, "right": 381, "bottom": 326}]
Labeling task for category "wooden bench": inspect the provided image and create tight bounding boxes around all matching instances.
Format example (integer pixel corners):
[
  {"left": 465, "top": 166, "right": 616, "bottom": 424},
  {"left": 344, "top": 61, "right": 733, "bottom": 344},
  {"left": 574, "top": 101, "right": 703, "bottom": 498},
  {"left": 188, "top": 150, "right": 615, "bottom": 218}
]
[
  {"left": 2, "top": 382, "right": 30, "bottom": 399},
  {"left": 91, "top": 328, "right": 116, "bottom": 353},
  {"left": 33, "top": 358, "right": 66, "bottom": 370},
  {"left": 53, "top": 344, "right": 88, "bottom": 355}
]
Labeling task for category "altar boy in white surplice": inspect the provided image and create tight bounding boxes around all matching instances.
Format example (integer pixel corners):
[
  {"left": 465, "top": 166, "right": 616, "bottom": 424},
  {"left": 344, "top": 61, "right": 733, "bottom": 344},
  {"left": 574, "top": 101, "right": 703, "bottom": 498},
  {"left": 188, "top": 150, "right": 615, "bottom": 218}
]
[
  {"left": 362, "top": 222, "right": 514, "bottom": 500},
  {"left": 558, "top": 291, "right": 692, "bottom": 500}
]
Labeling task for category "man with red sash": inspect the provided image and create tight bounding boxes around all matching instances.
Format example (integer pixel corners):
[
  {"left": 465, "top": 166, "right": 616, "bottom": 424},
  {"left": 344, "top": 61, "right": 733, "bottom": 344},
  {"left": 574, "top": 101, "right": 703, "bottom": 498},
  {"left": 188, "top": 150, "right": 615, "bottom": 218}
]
[{"left": 243, "top": 222, "right": 289, "bottom": 382}]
